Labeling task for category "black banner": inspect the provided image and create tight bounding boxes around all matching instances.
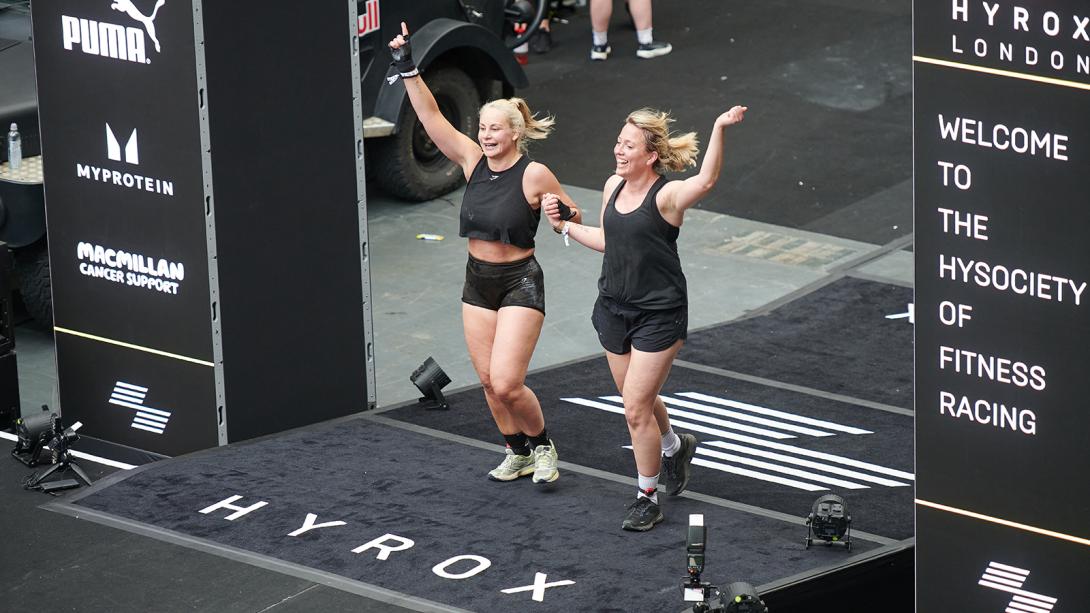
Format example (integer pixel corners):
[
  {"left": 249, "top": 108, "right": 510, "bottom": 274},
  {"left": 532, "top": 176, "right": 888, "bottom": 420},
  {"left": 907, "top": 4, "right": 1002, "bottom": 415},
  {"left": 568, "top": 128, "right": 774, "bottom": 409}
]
[
  {"left": 918, "top": 505, "right": 1090, "bottom": 611},
  {"left": 915, "top": 0, "right": 1090, "bottom": 608},
  {"left": 33, "top": 0, "right": 213, "bottom": 361},
  {"left": 55, "top": 332, "right": 218, "bottom": 457}
]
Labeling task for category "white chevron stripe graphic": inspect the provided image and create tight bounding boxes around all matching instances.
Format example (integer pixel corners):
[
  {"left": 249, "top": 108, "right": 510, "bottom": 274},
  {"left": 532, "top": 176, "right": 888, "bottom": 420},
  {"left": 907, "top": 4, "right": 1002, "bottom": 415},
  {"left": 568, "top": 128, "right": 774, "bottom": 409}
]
[
  {"left": 610, "top": 395, "right": 834, "bottom": 437},
  {"left": 562, "top": 392, "right": 913, "bottom": 492},
  {"left": 698, "top": 440, "right": 908, "bottom": 486},
  {"left": 678, "top": 392, "right": 873, "bottom": 434},
  {"left": 109, "top": 381, "right": 172, "bottom": 435},
  {"left": 978, "top": 562, "right": 1057, "bottom": 612},
  {"left": 565, "top": 397, "right": 795, "bottom": 439}
]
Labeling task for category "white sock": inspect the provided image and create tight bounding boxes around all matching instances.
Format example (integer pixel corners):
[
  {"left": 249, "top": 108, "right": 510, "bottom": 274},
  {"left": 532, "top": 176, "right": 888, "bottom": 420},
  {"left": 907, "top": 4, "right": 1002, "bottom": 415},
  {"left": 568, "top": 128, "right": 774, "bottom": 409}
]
[
  {"left": 593, "top": 31, "right": 608, "bottom": 47},
  {"left": 661, "top": 428, "right": 681, "bottom": 457},
  {"left": 637, "top": 473, "right": 659, "bottom": 504},
  {"left": 636, "top": 28, "right": 653, "bottom": 45}
]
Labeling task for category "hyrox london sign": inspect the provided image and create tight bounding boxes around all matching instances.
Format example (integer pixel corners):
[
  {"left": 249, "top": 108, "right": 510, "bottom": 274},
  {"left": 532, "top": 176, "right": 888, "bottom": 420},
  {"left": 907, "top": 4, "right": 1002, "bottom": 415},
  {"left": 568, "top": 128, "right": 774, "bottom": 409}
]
[{"left": 915, "top": 0, "right": 1090, "bottom": 610}]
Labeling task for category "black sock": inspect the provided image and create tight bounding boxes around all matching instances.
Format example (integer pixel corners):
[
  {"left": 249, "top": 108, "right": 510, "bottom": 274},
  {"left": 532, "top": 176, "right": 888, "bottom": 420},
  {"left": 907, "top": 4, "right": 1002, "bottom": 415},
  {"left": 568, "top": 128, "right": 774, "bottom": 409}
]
[
  {"left": 527, "top": 428, "right": 550, "bottom": 449},
  {"left": 503, "top": 433, "right": 531, "bottom": 456}
]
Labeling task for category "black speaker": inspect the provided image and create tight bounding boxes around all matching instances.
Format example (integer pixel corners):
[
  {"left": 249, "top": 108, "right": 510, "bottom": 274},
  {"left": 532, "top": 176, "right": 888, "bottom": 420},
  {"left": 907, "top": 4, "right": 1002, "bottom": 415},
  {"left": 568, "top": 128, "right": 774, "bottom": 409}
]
[
  {"left": 0, "top": 243, "right": 18, "bottom": 427},
  {"left": 0, "top": 243, "right": 13, "bottom": 352}
]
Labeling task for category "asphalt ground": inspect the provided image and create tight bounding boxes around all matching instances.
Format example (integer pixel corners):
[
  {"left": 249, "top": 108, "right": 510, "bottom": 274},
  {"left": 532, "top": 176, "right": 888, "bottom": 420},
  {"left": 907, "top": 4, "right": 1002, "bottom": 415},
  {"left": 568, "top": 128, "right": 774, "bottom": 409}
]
[{"left": 518, "top": 0, "right": 912, "bottom": 244}]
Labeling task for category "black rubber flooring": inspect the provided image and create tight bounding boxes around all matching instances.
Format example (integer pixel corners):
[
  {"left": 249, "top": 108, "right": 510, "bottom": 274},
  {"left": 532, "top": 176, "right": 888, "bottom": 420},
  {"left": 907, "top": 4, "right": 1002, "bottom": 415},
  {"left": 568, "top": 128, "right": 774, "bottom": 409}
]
[
  {"left": 59, "top": 417, "right": 875, "bottom": 612},
  {"left": 681, "top": 277, "right": 914, "bottom": 409},
  {"left": 386, "top": 279, "right": 914, "bottom": 539}
]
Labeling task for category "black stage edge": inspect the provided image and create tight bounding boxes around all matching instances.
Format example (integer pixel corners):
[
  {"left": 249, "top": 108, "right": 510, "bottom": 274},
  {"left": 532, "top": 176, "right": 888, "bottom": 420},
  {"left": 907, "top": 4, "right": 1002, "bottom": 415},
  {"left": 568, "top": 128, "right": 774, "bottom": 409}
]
[
  {"left": 65, "top": 434, "right": 168, "bottom": 467},
  {"left": 759, "top": 539, "right": 914, "bottom": 613}
]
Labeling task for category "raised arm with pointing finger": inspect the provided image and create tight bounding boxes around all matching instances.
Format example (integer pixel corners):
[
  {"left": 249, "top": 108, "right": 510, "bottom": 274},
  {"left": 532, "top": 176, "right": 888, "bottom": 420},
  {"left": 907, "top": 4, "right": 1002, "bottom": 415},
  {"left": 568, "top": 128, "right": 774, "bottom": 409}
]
[{"left": 385, "top": 22, "right": 583, "bottom": 489}]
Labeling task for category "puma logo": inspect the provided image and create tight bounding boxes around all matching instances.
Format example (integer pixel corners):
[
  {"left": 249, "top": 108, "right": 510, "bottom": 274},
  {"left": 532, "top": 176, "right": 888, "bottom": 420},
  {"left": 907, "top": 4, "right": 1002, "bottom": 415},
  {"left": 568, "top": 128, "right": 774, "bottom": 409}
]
[{"left": 111, "top": 0, "right": 166, "bottom": 53}]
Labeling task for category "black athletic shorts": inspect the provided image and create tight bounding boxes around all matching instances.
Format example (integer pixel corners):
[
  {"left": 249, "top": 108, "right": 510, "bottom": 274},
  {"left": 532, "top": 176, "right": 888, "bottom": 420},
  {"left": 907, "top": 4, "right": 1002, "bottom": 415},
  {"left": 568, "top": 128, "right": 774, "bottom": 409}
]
[
  {"left": 462, "top": 254, "right": 545, "bottom": 315},
  {"left": 592, "top": 295, "right": 687, "bottom": 354}
]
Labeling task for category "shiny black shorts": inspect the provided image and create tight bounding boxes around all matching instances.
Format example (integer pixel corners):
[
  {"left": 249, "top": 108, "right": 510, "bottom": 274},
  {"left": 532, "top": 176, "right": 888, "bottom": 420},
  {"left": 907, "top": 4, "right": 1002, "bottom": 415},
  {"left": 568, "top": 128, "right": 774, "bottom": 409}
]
[
  {"left": 592, "top": 295, "right": 687, "bottom": 354},
  {"left": 462, "top": 254, "right": 545, "bottom": 315}
]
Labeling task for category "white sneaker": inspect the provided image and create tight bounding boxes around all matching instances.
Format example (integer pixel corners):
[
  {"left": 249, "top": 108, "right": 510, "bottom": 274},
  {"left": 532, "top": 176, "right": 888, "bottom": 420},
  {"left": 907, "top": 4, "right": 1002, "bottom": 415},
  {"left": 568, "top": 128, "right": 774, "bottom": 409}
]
[
  {"left": 531, "top": 441, "right": 559, "bottom": 484},
  {"left": 488, "top": 448, "right": 535, "bottom": 481}
]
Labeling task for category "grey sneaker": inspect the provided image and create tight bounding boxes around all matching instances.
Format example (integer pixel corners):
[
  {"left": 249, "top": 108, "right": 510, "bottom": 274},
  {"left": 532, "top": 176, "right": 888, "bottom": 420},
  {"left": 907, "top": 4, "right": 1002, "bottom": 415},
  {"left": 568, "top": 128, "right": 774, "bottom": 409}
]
[
  {"left": 591, "top": 44, "right": 611, "bottom": 61},
  {"left": 622, "top": 495, "right": 664, "bottom": 531},
  {"left": 531, "top": 440, "right": 559, "bottom": 484},
  {"left": 488, "top": 448, "right": 535, "bottom": 482},
  {"left": 636, "top": 40, "right": 672, "bottom": 59},
  {"left": 662, "top": 433, "right": 697, "bottom": 496}
]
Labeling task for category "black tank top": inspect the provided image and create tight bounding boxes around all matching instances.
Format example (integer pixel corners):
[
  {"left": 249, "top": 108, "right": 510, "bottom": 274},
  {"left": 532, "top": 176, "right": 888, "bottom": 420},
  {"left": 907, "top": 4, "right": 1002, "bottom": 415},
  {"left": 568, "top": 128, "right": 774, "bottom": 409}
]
[
  {"left": 459, "top": 155, "right": 540, "bottom": 249},
  {"left": 598, "top": 175, "right": 687, "bottom": 309}
]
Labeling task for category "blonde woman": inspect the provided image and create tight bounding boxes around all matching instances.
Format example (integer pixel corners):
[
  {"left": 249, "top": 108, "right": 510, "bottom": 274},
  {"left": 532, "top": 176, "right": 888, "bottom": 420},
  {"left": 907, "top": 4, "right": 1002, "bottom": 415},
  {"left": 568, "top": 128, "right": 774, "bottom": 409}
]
[
  {"left": 388, "top": 24, "right": 581, "bottom": 485},
  {"left": 544, "top": 105, "right": 747, "bottom": 530}
]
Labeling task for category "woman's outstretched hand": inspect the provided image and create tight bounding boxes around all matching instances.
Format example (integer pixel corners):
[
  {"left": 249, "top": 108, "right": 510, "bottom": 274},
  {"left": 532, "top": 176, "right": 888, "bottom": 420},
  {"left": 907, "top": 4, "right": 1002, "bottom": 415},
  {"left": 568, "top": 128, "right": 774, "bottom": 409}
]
[
  {"left": 386, "top": 22, "right": 418, "bottom": 83},
  {"left": 716, "top": 105, "right": 748, "bottom": 128},
  {"left": 389, "top": 21, "right": 410, "bottom": 52}
]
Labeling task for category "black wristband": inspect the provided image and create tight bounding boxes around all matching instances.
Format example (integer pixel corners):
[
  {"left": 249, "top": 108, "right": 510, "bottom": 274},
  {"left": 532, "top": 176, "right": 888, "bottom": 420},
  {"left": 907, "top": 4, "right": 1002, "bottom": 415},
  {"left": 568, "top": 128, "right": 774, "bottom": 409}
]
[{"left": 557, "top": 201, "right": 576, "bottom": 221}]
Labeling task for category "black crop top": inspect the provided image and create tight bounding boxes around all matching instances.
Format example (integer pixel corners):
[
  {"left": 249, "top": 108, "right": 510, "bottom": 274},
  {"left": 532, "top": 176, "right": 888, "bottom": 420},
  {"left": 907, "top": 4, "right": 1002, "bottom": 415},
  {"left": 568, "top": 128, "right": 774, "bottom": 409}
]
[{"left": 459, "top": 155, "right": 541, "bottom": 249}]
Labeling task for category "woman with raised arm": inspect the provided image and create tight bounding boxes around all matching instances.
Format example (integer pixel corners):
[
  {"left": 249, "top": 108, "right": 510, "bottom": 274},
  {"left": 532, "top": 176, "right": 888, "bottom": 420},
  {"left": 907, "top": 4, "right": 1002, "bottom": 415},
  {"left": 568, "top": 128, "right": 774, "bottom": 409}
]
[
  {"left": 543, "top": 105, "right": 747, "bottom": 530},
  {"left": 388, "top": 23, "right": 582, "bottom": 485}
]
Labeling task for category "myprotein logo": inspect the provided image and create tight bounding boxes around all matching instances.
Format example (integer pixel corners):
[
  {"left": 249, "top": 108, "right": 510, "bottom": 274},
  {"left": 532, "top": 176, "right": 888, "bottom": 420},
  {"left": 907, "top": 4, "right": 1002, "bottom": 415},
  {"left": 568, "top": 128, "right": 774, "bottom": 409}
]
[
  {"left": 106, "top": 124, "right": 139, "bottom": 164},
  {"left": 61, "top": 0, "right": 166, "bottom": 64},
  {"left": 978, "top": 561, "right": 1057, "bottom": 612},
  {"left": 357, "top": 0, "right": 380, "bottom": 36},
  {"left": 109, "top": 381, "right": 172, "bottom": 434},
  {"left": 76, "top": 123, "right": 174, "bottom": 197}
]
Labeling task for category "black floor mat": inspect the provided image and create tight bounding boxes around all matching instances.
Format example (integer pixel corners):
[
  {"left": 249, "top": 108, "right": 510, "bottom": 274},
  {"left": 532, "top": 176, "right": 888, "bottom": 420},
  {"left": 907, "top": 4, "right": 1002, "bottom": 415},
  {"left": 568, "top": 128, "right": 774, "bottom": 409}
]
[
  {"left": 387, "top": 360, "right": 913, "bottom": 541},
  {"left": 681, "top": 277, "right": 913, "bottom": 409},
  {"left": 67, "top": 418, "right": 875, "bottom": 612}
]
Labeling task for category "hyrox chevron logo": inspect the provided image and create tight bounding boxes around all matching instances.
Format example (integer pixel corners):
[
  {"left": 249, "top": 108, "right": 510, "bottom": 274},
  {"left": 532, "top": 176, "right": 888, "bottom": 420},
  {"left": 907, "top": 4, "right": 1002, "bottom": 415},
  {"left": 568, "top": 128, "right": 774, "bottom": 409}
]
[
  {"left": 109, "top": 381, "right": 172, "bottom": 435},
  {"left": 979, "top": 562, "right": 1058, "bottom": 613},
  {"left": 564, "top": 391, "right": 914, "bottom": 491},
  {"left": 62, "top": 0, "right": 166, "bottom": 64}
]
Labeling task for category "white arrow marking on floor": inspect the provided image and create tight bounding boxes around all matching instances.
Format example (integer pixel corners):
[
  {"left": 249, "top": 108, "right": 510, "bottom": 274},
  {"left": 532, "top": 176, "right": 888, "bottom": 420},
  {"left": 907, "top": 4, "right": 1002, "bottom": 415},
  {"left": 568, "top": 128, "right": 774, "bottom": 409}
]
[
  {"left": 571, "top": 392, "right": 919, "bottom": 488},
  {"left": 501, "top": 572, "right": 575, "bottom": 602},
  {"left": 566, "top": 397, "right": 795, "bottom": 439},
  {"left": 697, "top": 441, "right": 909, "bottom": 487},
  {"left": 675, "top": 392, "right": 872, "bottom": 435},
  {"left": 604, "top": 395, "right": 832, "bottom": 437},
  {"left": 885, "top": 302, "right": 914, "bottom": 323}
]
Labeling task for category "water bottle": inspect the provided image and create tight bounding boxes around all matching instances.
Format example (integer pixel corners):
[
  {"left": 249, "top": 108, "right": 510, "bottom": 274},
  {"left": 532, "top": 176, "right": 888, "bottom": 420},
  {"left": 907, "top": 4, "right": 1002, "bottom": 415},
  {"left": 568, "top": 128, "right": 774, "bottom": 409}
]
[{"left": 6, "top": 122, "right": 21, "bottom": 171}]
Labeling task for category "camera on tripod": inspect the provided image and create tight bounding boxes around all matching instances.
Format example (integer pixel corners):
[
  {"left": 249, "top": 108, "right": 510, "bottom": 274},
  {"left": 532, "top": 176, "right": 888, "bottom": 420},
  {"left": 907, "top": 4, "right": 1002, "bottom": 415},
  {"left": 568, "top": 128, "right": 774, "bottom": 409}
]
[
  {"left": 682, "top": 514, "right": 769, "bottom": 613},
  {"left": 12, "top": 408, "right": 92, "bottom": 491}
]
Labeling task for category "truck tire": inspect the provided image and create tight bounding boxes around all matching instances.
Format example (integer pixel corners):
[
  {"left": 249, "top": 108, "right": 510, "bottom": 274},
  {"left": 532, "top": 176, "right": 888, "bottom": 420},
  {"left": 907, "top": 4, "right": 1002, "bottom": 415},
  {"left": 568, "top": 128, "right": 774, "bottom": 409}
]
[
  {"left": 373, "top": 67, "right": 480, "bottom": 202},
  {"left": 15, "top": 240, "right": 52, "bottom": 329}
]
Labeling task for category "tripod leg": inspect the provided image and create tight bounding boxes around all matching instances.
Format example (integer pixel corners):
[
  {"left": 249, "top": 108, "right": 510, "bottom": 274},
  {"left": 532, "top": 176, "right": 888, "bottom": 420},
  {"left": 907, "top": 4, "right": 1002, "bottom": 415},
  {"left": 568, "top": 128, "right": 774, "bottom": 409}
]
[
  {"left": 69, "top": 462, "right": 93, "bottom": 486},
  {"left": 26, "top": 462, "right": 63, "bottom": 488}
]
